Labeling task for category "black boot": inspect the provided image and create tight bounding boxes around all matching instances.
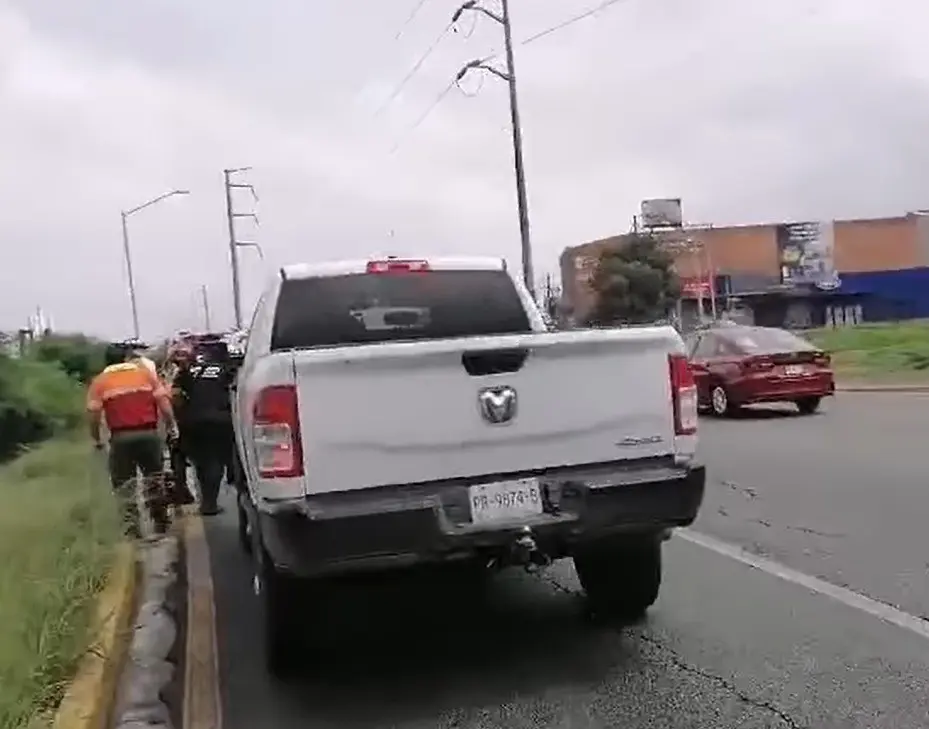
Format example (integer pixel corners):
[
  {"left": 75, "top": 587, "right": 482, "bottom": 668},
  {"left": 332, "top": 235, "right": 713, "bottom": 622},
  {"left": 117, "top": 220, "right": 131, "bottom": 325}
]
[
  {"left": 196, "top": 458, "right": 224, "bottom": 516},
  {"left": 169, "top": 446, "right": 195, "bottom": 505}
]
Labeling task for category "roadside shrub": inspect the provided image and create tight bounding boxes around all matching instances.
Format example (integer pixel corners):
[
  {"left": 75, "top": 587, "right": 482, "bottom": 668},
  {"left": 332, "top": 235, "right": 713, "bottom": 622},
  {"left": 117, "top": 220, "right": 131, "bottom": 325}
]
[
  {"left": 0, "top": 437, "right": 121, "bottom": 729},
  {"left": 0, "top": 355, "right": 83, "bottom": 462},
  {"left": 32, "top": 334, "right": 107, "bottom": 385}
]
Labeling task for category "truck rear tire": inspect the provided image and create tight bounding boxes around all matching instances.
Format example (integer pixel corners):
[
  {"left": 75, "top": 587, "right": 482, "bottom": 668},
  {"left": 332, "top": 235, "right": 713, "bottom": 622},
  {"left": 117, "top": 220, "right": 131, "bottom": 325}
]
[
  {"left": 255, "top": 545, "right": 300, "bottom": 679},
  {"left": 573, "top": 534, "right": 662, "bottom": 621}
]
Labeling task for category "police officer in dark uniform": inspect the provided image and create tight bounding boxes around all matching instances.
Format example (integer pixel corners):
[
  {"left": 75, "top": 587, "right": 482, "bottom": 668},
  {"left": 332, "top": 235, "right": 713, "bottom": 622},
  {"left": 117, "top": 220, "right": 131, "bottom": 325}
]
[{"left": 171, "top": 336, "right": 235, "bottom": 515}]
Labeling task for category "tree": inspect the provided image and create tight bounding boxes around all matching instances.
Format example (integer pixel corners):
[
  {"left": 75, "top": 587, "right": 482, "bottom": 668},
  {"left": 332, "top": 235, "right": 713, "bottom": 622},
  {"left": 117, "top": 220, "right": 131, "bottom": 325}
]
[
  {"left": 32, "top": 333, "right": 107, "bottom": 384},
  {"left": 587, "top": 234, "right": 680, "bottom": 326}
]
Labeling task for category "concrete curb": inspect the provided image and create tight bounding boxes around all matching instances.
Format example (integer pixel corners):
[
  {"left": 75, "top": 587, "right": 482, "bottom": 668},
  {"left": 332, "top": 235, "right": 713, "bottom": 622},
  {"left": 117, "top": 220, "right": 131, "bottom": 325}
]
[
  {"left": 182, "top": 509, "right": 222, "bottom": 729},
  {"left": 53, "top": 542, "right": 137, "bottom": 729},
  {"left": 112, "top": 534, "right": 181, "bottom": 729}
]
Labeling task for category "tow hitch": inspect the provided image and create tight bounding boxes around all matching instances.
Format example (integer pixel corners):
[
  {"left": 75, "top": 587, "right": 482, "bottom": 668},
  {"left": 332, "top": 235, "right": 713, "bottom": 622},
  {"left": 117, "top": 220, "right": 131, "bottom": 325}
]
[{"left": 511, "top": 526, "right": 551, "bottom": 572}]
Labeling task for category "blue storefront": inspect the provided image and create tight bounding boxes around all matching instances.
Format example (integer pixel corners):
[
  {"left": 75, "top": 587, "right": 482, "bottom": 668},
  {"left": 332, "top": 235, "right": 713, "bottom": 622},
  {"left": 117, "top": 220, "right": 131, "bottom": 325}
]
[
  {"left": 712, "top": 268, "right": 929, "bottom": 328},
  {"left": 832, "top": 268, "right": 929, "bottom": 321}
]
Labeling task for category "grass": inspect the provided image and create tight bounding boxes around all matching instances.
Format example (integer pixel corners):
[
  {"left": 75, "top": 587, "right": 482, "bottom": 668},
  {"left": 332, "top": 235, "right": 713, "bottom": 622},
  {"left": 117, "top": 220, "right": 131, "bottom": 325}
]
[
  {"left": 805, "top": 320, "right": 929, "bottom": 382},
  {"left": 0, "top": 436, "right": 122, "bottom": 729}
]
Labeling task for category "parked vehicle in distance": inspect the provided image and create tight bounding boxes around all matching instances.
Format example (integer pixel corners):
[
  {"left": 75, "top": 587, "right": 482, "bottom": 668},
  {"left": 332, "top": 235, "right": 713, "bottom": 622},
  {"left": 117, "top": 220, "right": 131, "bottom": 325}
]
[
  {"left": 684, "top": 323, "right": 835, "bottom": 416},
  {"left": 231, "top": 256, "right": 706, "bottom": 676}
]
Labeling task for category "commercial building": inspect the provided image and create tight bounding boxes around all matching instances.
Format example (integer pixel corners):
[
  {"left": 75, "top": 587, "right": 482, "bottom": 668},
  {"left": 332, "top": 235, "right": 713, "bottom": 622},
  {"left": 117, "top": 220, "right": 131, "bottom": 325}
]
[{"left": 560, "top": 211, "right": 929, "bottom": 328}]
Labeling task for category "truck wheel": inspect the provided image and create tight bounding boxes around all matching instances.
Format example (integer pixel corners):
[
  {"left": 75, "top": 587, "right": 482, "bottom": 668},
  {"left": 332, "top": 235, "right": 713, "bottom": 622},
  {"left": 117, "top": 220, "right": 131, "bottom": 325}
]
[
  {"left": 573, "top": 534, "right": 662, "bottom": 622},
  {"left": 254, "top": 545, "right": 300, "bottom": 678}
]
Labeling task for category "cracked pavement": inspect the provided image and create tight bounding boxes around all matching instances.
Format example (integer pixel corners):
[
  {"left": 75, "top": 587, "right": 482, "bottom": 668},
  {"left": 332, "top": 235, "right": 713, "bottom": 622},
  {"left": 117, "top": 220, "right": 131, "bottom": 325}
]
[
  {"left": 206, "top": 391, "right": 929, "bottom": 728},
  {"left": 695, "top": 391, "right": 929, "bottom": 620}
]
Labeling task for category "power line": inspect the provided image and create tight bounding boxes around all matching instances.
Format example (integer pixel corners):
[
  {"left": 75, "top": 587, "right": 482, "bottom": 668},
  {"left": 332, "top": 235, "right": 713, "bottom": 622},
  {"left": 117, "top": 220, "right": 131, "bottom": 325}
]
[
  {"left": 521, "top": 0, "right": 633, "bottom": 46},
  {"left": 385, "top": 0, "right": 636, "bottom": 160},
  {"left": 389, "top": 79, "right": 458, "bottom": 155},
  {"left": 475, "top": 0, "right": 634, "bottom": 69},
  {"left": 373, "top": 21, "right": 455, "bottom": 117},
  {"left": 395, "top": 0, "right": 433, "bottom": 40}
]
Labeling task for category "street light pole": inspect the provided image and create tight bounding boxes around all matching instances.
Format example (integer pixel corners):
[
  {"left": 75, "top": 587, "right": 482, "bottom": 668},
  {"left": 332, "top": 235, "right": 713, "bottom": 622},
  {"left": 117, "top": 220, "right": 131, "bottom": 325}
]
[
  {"left": 200, "top": 284, "right": 212, "bottom": 331},
  {"left": 120, "top": 189, "right": 190, "bottom": 339},
  {"left": 454, "top": 0, "right": 535, "bottom": 298},
  {"left": 120, "top": 211, "right": 141, "bottom": 341}
]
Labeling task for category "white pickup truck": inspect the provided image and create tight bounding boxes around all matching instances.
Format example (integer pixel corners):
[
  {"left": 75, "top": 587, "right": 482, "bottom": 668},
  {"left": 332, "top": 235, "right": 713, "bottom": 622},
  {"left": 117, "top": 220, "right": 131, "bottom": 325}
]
[{"left": 231, "top": 256, "right": 705, "bottom": 676}]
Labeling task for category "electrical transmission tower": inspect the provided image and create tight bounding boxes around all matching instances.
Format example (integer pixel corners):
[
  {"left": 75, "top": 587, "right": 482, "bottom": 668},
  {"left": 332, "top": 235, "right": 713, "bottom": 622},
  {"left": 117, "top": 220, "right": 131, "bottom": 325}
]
[{"left": 223, "top": 167, "right": 264, "bottom": 328}]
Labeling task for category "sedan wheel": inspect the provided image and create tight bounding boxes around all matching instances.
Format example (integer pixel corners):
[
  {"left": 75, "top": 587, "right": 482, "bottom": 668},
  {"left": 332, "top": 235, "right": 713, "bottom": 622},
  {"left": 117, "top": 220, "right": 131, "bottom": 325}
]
[{"left": 710, "top": 385, "right": 731, "bottom": 416}]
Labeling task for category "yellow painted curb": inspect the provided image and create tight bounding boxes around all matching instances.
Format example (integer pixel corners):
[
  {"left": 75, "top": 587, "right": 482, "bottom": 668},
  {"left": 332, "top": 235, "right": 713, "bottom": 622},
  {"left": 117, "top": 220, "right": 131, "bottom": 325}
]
[
  {"left": 53, "top": 542, "right": 138, "bottom": 729},
  {"left": 182, "top": 508, "right": 223, "bottom": 729}
]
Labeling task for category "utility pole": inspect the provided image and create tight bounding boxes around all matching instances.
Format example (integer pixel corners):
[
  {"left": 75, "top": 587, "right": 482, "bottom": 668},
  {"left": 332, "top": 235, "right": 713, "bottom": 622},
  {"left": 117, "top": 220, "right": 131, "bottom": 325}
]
[
  {"left": 453, "top": 0, "right": 535, "bottom": 298},
  {"left": 200, "top": 285, "right": 212, "bottom": 331},
  {"left": 223, "top": 167, "right": 263, "bottom": 329}
]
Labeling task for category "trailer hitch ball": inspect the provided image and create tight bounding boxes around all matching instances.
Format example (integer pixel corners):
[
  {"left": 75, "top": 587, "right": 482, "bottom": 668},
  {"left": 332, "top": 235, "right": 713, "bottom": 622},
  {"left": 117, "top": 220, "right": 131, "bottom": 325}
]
[{"left": 512, "top": 526, "right": 551, "bottom": 571}]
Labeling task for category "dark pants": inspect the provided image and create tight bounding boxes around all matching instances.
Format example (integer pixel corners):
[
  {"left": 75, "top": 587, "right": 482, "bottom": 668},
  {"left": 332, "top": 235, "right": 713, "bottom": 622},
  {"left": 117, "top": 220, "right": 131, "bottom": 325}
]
[
  {"left": 184, "top": 421, "right": 233, "bottom": 513},
  {"left": 108, "top": 428, "right": 166, "bottom": 536},
  {"left": 168, "top": 437, "right": 195, "bottom": 504}
]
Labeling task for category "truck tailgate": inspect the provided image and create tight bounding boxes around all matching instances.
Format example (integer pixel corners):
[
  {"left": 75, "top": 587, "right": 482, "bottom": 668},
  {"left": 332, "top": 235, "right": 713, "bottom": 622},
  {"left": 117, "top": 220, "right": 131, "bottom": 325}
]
[{"left": 292, "top": 327, "right": 682, "bottom": 494}]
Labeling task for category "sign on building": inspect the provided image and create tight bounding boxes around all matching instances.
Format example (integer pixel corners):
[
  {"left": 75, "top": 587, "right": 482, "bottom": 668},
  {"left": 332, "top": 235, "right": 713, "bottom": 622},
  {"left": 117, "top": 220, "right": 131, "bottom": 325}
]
[
  {"left": 640, "top": 198, "right": 683, "bottom": 229},
  {"left": 776, "top": 221, "right": 840, "bottom": 289},
  {"left": 574, "top": 254, "right": 599, "bottom": 288},
  {"left": 678, "top": 275, "right": 713, "bottom": 298}
]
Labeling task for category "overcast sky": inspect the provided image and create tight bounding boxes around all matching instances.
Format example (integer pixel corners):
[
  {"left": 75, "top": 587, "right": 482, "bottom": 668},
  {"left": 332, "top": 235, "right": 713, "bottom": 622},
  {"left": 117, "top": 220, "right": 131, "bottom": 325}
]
[{"left": 3, "top": 0, "right": 929, "bottom": 337}]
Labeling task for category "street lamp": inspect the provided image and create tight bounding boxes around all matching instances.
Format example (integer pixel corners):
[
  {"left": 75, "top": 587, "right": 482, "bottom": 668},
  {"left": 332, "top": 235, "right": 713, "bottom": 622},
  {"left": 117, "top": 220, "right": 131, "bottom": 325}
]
[{"left": 121, "top": 189, "right": 190, "bottom": 339}]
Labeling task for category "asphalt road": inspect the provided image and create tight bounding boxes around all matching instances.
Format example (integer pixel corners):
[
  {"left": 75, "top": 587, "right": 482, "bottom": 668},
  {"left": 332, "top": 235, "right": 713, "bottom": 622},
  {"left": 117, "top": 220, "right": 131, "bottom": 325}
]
[
  {"left": 205, "top": 391, "right": 929, "bottom": 729},
  {"left": 695, "top": 391, "right": 929, "bottom": 620}
]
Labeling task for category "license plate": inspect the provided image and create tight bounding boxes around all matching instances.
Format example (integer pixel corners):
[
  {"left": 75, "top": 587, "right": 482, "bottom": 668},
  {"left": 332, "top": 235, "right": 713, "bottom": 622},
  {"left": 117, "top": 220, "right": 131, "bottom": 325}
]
[
  {"left": 784, "top": 364, "right": 806, "bottom": 376},
  {"left": 469, "top": 478, "right": 543, "bottom": 525}
]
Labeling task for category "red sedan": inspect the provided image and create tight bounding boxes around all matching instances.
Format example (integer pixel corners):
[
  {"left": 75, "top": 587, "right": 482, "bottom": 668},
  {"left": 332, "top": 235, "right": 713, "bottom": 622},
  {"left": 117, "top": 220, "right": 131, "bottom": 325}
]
[{"left": 684, "top": 324, "right": 835, "bottom": 416}]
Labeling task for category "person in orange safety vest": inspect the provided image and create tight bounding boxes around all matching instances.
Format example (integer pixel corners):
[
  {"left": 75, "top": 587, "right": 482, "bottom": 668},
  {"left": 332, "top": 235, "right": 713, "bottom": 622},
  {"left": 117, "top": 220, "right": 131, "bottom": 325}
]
[{"left": 86, "top": 344, "right": 179, "bottom": 536}]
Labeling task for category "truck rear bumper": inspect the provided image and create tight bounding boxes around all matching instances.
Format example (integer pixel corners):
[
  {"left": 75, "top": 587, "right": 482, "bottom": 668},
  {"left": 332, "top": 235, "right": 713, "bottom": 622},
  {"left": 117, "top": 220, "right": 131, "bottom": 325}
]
[{"left": 256, "top": 458, "right": 706, "bottom": 579}]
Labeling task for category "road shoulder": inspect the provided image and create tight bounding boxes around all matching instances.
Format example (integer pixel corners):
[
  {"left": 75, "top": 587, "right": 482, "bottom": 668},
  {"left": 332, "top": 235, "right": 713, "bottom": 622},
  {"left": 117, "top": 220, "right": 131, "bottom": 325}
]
[
  {"left": 182, "top": 510, "right": 222, "bottom": 729},
  {"left": 53, "top": 543, "right": 137, "bottom": 729}
]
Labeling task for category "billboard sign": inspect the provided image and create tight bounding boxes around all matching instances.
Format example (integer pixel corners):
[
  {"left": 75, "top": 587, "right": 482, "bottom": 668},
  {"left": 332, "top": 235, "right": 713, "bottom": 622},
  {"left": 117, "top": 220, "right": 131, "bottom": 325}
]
[
  {"left": 573, "top": 254, "right": 599, "bottom": 288},
  {"left": 776, "top": 221, "right": 840, "bottom": 289},
  {"left": 640, "top": 198, "right": 683, "bottom": 229}
]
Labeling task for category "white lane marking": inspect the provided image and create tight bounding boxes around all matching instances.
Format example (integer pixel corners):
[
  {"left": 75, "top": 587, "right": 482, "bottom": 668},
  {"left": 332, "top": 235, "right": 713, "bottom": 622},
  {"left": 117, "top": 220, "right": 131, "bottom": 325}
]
[{"left": 677, "top": 528, "right": 929, "bottom": 640}]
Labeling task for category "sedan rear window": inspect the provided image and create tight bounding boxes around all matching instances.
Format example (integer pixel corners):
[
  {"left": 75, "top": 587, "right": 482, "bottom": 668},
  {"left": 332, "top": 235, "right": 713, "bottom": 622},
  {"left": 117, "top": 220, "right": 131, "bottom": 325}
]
[
  {"left": 723, "top": 326, "right": 818, "bottom": 354},
  {"left": 271, "top": 269, "right": 532, "bottom": 350}
]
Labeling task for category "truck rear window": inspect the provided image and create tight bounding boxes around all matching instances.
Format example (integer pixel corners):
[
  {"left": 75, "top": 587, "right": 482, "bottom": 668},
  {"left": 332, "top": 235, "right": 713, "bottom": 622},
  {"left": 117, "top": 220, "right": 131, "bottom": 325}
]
[{"left": 270, "top": 269, "right": 532, "bottom": 350}]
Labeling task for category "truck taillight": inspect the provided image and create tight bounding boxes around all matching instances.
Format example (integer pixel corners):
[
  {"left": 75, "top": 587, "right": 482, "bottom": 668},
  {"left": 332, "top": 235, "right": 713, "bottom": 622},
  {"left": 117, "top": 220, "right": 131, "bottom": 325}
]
[
  {"left": 366, "top": 259, "right": 431, "bottom": 274},
  {"left": 669, "top": 353, "right": 698, "bottom": 436},
  {"left": 252, "top": 385, "right": 303, "bottom": 478}
]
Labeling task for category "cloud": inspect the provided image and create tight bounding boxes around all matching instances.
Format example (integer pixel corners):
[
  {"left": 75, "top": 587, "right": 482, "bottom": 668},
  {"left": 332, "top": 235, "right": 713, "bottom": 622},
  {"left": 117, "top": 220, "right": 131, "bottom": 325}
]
[{"left": 3, "top": 0, "right": 929, "bottom": 336}]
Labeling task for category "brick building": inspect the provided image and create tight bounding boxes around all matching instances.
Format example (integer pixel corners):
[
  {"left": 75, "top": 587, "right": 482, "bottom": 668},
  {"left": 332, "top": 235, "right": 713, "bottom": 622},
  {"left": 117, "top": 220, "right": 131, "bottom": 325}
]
[{"left": 560, "top": 212, "right": 929, "bottom": 326}]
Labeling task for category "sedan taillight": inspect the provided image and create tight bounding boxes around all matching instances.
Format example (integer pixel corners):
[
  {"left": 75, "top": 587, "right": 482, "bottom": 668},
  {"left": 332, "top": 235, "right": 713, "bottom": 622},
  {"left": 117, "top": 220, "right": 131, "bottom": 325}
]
[{"left": 742, "top": 356, "right": 774, "bottom": 372}]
